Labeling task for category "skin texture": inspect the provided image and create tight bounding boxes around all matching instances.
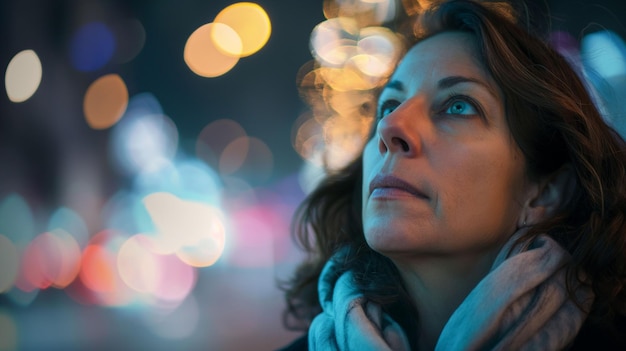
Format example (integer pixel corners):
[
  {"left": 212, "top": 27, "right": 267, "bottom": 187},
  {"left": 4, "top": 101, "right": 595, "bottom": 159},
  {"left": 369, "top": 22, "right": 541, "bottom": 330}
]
[
  {"left": 361, "top": 31, "right": 543, "bottom": 348},
  {"left": 362, "top": 31, "right": 539, "bottom": 262}
]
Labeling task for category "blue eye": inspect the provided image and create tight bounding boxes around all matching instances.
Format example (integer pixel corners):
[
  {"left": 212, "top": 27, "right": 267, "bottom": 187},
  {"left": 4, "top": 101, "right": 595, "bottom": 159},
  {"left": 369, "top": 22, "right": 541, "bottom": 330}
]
[
  {"left": 445, "top": 98, "right": 478, "bottom": 115},
  {"left": 377, "top": 100, "right": 400, "bottom": 120}
]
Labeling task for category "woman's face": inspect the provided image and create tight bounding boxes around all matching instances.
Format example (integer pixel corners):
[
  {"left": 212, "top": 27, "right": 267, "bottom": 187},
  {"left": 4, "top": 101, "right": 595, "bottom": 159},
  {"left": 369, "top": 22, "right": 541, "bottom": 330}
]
[{"left": 362, "top": 31, "right": 535, "bottom": 261}]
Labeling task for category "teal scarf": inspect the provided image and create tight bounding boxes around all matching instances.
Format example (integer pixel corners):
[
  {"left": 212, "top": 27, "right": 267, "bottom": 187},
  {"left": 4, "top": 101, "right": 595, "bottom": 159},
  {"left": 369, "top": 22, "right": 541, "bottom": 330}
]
[{"left": 309, "top": 232, "right": 594, "bottom": 350}]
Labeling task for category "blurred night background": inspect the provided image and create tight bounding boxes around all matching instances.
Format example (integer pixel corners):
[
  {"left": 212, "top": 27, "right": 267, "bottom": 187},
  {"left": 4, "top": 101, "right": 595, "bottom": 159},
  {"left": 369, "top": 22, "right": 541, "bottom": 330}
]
[{"left": 0, "top": 0, "right": 625, "bottom": 350}]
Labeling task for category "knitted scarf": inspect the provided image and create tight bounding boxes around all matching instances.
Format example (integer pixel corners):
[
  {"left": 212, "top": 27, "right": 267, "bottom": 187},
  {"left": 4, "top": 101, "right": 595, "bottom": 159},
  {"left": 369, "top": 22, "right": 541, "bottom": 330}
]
[{"left": 308, "top": 233, "right": 594, "bottom": 350}]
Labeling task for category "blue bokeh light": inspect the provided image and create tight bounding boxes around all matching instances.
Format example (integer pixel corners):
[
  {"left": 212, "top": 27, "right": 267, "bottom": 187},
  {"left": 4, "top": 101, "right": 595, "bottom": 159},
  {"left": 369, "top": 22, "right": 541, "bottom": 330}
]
[{"left": 69, "top": 22, "right": 116, "bottom": 72}]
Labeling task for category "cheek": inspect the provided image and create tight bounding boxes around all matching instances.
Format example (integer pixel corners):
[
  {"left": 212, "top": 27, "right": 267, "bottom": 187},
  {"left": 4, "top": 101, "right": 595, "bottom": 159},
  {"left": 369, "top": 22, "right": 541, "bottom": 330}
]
[{"left": 440, "top": 149, "right": 524, "bottom": 228}]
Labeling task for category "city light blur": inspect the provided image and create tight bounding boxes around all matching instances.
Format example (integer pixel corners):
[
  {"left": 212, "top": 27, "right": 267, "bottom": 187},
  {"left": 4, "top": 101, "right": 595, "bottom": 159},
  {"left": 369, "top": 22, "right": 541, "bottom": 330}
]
[
  {"left": 5, "top": 50, "right": 42, "bottom": 103},
  {"left": 1, "top": 0, "right": 625, "bottom": 350}
]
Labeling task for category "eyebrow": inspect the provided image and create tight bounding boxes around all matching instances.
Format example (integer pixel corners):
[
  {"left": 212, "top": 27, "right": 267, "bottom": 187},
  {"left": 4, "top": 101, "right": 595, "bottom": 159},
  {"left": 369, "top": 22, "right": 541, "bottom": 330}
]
[{"left": 383, "top": 75, "right": 498, "bottom": 98}]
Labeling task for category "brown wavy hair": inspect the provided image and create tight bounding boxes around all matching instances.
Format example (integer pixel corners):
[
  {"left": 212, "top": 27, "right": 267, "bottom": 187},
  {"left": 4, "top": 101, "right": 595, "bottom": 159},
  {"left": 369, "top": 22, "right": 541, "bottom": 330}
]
[{"left": 281, "top": 0, "right": 626, "bottom": 344}]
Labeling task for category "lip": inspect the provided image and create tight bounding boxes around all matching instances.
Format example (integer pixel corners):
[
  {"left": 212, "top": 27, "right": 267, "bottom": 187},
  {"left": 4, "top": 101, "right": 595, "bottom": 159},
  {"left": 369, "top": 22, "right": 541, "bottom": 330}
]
[{"left": 369, "top": 174, "right": 429, "bottom": 199}]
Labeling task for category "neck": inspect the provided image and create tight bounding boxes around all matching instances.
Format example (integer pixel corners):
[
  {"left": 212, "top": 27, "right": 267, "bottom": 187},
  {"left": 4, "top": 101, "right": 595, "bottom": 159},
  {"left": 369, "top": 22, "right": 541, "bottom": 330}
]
[{"left": 393, "top": 251, "right": 499, "bottom": 350}]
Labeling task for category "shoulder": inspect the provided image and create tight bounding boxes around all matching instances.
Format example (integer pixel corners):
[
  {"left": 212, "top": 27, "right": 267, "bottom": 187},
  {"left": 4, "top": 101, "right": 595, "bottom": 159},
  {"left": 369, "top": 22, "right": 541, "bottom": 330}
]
[
  {"left": 569, "top": 314, "right": 626, "bottom": 350},
  {"left": 275, "top": 334, "right": 308, "bottom": 351}
]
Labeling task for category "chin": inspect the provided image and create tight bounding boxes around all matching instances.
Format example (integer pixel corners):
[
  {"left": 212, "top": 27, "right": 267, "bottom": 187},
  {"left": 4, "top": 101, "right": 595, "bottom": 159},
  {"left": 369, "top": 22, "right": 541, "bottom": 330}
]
[{"left": 364, "top": 227, "right": 428, "bottom": 255}]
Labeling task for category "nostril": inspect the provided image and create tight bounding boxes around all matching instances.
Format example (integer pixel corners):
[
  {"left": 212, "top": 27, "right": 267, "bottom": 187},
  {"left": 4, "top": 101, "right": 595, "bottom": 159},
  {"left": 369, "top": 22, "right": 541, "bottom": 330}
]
[
  {"left": 392, "top": 137, "right": 410, "bottom": 152},
  {"left": 378, "top": 135, "right": 388, "bottom": 153}
]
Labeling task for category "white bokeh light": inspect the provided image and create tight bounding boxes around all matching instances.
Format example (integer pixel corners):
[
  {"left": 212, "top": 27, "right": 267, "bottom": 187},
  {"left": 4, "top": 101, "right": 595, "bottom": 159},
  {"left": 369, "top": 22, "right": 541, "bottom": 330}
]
[{"left": 110, "top": 93, "right": 178, "bottom": 175}]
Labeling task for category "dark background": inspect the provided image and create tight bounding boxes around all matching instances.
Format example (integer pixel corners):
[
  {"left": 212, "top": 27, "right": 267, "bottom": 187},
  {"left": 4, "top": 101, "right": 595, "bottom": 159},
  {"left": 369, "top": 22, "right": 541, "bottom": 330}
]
[{"left": 0, "top": 0, "right": 624, "bottom": 350}]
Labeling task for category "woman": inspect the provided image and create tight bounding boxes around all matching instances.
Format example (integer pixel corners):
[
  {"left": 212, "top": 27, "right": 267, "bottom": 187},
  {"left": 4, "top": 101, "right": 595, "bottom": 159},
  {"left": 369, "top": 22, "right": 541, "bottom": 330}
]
[{"left": 280, "top": 0, "right": 626, "bottom": 349}]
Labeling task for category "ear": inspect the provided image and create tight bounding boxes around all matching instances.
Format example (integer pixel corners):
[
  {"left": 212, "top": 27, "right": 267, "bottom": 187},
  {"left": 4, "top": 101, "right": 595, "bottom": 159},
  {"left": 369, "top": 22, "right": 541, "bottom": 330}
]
[{"left": 520, "top": 165, "right": 576, "bottom": 226}]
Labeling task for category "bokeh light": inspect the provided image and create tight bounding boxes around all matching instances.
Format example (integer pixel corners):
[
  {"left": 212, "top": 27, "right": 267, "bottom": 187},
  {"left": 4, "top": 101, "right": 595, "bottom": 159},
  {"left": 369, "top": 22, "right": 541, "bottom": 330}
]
[
  {"left": 310, "top": 23, "right": 402, "bottom": 88},
  {"left": 117, "top": 234, "right": 160, "bottom": 294},
  {"left": 291, "top": 111, "right": 324, "bottom": 163},
  {"left": 79, "top": 230, "right": 133, "bottom": 307},
  {"left": 219, "top": 136, "right": 274, "bottom": 184},
  {"left": 143, "top": 295, "right": 200, "bottom": 340},
  {"left": 80, "top": 244, "right": 116, "bottom": 293},
  {"left": 0, "top": 235, "right": 19, "bottom": 293},
  {"left": 48, "top": 229, "right": 82, "bottom": 288},
  {"left": 4, "top": 288, "right": 38, "bottom": 308},
  {"left": 196, "top": 119, "right": 248, "bottom": 170},
  {"left": 184, "top": 23, "right": 241, "bottom": 78},
  {"left": 579, "top": 30, "right": 626, "bottom": 138},
  {"left": 214, "top": 2, "right": 272, "bottom": 57},
  {"left": 17, "top": 230, "right": 81, "bottom": 291},
  {"left": 227, "top": 205, "right": 284, "bottom": 267},
  {"left": 47, "top": 207, "right": 90, "bottom": 248},
  {"left": 111, "top": 18, "right": 146, "bottom": 64},
  {"left": 323, "top": 115, "right": 371, "bottom": 170},
  {"left": 353, "top": 26, "right": 402, "bottom": 77},
  {"left": 101, "top": 190, "right": 147, "bottom": 238},
  {"left": 132, "top": 159, "right": 223, "bottom": 207},
  {"left": 142, "top": 192, "right": 226, "bottom": 267},
  {"left": 4, "top": 49, "right": 43, "bottom": 103},
  {"left": 323, "top": 0, "right": 398, "bottom": 26},
  {"left": 0, "top": 194, "right": 36, "bottom": 247},
  {"left": 220, "top": 175, "right": 258, "bottom": 208},
  {"left": 219, "top": 137, "right": 251, "bottom": 175},
  {"left": 298, "top": 4, "right": 401, "bottom": 172},
  {"left": 69, "top": 22, "right": 116, "bottom": 72},
  {"left": 311, "top": 18, "right": 359, "bottom": 67},
  {"left": 173, "top": 160, "right": 223, "bottom": 205},
  {"left": 210, "top": 23, "right": 245, "bottom": 57},
  {"left": 83, "top": 74, "right": 129, "bottom": 129},
  {"left": 117, "top": 233, "right": 200, "bottom": 302},
  {"left": 110, "top": 103, "right": 179, "bottom": 175},
  {"left": 0, "top": 310, "right": 18, "bottom": 351},
  {"left": 581, "top": 30, "right": 626, "bottom": 78},
  {"left": 149, "top": 253, "right": 197, "bottom": 302},
  {"left": 401, "top": 0, "right": 436, "bottom": 16}
]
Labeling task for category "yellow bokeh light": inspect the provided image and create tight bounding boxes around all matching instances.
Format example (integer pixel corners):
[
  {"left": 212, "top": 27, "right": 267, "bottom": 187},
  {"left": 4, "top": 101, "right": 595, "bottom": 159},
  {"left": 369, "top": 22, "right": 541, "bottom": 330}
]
[
  {"left": 323, "top": 114, "right": 371, "bottom": 170},
  {"left": 296, "top": 62, "right": 330, "bottom": 113},
  {"left": 311, "top": 18, "right": 359, "bottom": 67},
  {"left": 323, "top": 0, "right": 396, "bottom": 27},
  {"left": 83, "top": 74, "right": 129, "bottom": 129},
  {"left": 327, "top": 89, "right": 377, "bottom": 119},
  {"left": 292, "top": 112, "right": 324, "bottom": 162},
  {"left": 184, "top": 23, "right": 240, "bottom": 78},
  {"left": 320, "top": 66, "right": 377, "bottom": 91},
  {"left": 214, "top": 2, "right": 271, "bottom": 57},
  {"left": 211, "top": 22, "right": 244, "bottom": 57},
  {"left": 5, "top": 49, "right": 42, "bottom": 103},
  {"left": 355, "top": 26, "right": 403, "bottom": 77}
]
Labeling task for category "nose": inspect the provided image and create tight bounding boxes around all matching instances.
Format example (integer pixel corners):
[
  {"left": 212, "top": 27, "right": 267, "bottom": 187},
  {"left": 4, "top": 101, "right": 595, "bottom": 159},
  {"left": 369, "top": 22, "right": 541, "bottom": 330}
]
[{"left": 377, "top": 103, "right": 421, "bottom": 157}]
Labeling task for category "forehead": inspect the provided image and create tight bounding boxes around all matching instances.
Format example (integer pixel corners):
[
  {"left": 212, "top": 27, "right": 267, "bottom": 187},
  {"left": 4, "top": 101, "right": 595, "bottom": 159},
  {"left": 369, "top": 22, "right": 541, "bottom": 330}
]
[{"left": 390, "top": 31, "right": 493, "bottom": 88}]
